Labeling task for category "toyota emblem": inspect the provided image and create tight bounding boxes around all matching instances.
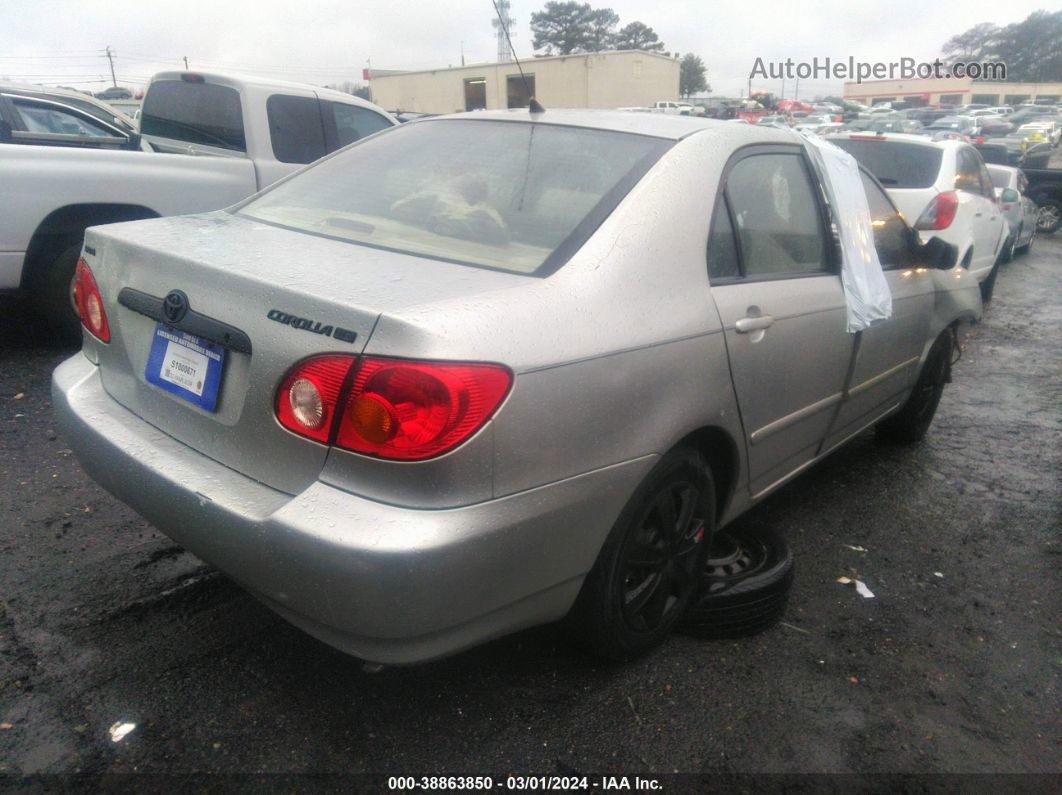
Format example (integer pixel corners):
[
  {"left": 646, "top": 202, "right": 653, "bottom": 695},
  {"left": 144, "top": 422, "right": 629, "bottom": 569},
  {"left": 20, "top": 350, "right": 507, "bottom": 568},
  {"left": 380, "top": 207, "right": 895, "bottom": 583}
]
[{"left": 163, "top": 290, "right": 189, "bottom": 323}]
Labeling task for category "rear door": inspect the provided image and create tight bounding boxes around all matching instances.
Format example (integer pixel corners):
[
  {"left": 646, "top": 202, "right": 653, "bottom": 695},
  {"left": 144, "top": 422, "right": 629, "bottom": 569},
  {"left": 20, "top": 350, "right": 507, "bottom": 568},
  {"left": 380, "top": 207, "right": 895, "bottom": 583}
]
[
  {"left": 822, "top": 172, "right": 933, "bottom": 452},
  {"left": 708, "top": 146, "right": 853, "bottom": 498}
]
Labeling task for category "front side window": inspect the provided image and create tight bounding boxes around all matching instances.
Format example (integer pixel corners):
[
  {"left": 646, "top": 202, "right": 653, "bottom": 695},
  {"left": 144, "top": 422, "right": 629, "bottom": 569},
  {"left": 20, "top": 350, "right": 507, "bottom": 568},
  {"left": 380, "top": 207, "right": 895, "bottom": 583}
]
[
  {"left": 267, "top": 94, "right": 326, "bottom": 164},
  {"left": 723, "top": 153, "right": 828, "bottom": 277},
  {"left": 859, "top": 171, "right": 911, "bottom": 269},
  {"left": 140, "top": 80, "right": 245, "bottom": 151},
  {"left": 239, "top": 119, "right": 670, "bottom": 275}
]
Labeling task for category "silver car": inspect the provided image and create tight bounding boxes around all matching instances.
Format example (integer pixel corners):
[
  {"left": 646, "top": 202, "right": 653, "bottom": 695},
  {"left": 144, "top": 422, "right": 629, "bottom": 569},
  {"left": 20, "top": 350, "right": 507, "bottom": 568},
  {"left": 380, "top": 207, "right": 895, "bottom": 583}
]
[
  {"left": 987, "top": 163, "right": 1038, "bottom": 258},
  {"left": 53, "top": 112, "right": 981, "bottom": 664}
]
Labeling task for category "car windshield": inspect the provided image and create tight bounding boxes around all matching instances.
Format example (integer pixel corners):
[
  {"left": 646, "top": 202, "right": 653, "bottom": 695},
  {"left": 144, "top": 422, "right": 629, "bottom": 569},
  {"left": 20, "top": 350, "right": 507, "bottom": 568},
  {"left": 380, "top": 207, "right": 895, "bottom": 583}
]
[
  {"left": 831, "top": 139, "right": 943, "bottom": 189},
  {"left": 239, "top": 119, "right": 670, "bottom": 275}
]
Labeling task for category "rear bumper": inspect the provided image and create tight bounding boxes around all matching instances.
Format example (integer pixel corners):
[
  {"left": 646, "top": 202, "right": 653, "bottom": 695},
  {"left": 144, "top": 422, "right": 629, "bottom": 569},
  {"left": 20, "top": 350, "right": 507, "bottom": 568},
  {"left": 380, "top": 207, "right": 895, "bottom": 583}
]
[{"left": 53, "top": 354, "right": 653, "bottom": 664}]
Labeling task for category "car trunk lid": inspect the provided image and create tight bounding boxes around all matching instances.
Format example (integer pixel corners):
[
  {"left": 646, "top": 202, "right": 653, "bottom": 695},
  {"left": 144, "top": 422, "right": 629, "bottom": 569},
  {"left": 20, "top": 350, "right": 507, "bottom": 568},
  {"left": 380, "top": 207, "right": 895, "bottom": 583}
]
[{"left": 85, "top": 212, "right": 526, "bottom": 495}]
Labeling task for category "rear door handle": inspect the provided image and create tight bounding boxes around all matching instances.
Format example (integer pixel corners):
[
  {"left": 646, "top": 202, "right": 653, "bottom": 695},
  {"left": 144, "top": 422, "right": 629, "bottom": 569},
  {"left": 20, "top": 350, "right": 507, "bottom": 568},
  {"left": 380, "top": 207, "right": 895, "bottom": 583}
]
[{"left": 735, "top": 315, "right": 775, "bottom": 333}]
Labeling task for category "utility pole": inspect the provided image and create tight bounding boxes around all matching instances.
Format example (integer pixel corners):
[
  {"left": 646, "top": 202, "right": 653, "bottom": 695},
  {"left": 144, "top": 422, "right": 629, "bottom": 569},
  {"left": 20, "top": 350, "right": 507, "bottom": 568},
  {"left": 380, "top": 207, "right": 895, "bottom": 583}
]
[
  {"left": 183, "top": 56, "right": 189, "bottom": 70},
  {"left": 105, "top": 46, "right": 117, "bottom": 87}
]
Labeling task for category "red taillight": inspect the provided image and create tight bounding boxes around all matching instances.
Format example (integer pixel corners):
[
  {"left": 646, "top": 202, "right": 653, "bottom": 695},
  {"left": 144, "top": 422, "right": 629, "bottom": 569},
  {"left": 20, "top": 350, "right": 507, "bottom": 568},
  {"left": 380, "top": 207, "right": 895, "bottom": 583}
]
[
  {"left": 73, "top": 257, "right": 110, "bottom": 342},
  {"left": 336, "top": 358, "right": 511, "bottom": 460},
  {"left": 275, "top": 356, "right": 512, "bottom": 460},
  {"left": 275, "top": 356, "right": 355, "bottom": 444},
  {"left": 914, "top": 191, "right": 959, "bottom": 231}
]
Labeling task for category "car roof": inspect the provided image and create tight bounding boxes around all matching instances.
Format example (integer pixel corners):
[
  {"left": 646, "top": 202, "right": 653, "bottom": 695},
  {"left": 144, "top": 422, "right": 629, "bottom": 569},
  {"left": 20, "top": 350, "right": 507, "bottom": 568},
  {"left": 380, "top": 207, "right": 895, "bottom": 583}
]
[
  {"left": 412, "top": 109, "right": 800, "bottom": 143},
  {"left": 148, "top": 70, "right": 376, "bottom": 106}
]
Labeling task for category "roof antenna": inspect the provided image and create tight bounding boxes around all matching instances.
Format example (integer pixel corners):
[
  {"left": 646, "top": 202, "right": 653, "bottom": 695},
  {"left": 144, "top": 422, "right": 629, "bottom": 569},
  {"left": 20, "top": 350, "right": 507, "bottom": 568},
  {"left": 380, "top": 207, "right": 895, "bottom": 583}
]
[{"left": 491, "top": 0, "right": 545, "bottom": 114}]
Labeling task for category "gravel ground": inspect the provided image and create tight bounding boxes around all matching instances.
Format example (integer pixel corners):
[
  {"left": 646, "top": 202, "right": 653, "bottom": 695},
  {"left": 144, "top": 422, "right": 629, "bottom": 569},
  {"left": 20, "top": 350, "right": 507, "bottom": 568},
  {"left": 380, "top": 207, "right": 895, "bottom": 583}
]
[{"left": 0, "top": 237, "right": 1059, "bottom": 786}]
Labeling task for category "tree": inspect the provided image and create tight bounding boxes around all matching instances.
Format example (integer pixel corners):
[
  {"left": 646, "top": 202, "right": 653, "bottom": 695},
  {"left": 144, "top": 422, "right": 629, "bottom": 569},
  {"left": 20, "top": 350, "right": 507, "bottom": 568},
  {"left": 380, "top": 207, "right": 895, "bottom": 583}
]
[
  {"left": 942, "top": 22, "right": 1000, "bottom": 61},
  {"left": 613, "top": 21, "right": 664, "bottom": 52},
  {"left": 530, "top": 2, "right": 619, "bottom": 55},
  {"left": 679, "top": 54, "right": 708, "bottom": 97},
  {"left": 941, "top": 11, "right": 1062, "bottom": 82}
]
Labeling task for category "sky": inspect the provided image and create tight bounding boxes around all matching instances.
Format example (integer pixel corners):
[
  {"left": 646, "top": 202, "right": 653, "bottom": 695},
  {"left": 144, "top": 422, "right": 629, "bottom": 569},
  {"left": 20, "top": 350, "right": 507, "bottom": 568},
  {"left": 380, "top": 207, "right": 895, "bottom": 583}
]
[{"left": 0, "top": 0, "right": 1050, "bottom": 99}]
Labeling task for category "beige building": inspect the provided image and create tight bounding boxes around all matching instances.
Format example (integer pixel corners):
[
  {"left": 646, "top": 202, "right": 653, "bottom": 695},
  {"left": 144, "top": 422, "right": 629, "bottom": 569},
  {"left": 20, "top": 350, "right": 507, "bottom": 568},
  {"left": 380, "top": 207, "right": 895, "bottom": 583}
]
[
  {"left": 843, "top": 77, "right": 1062, "bottom": 107},
  {"left": 369, "top": 50, "right": 680, "bottom": 114}
]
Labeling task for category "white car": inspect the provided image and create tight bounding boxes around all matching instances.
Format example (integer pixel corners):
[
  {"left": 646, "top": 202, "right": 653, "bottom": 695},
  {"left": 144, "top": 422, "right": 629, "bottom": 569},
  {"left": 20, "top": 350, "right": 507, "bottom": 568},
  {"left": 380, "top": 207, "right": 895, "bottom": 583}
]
[
  {"left": 988, "top": 106, "right": 1013, "bottom": 116},
  {"left": 1016, "top": 121, "right": 1061, "bottom": 146},
  {"left": 987, "top": 164, "right": 1038, "bottom": 258},
  {"left": 831, "top": 133, "right": 1007, "bottom": 300}
]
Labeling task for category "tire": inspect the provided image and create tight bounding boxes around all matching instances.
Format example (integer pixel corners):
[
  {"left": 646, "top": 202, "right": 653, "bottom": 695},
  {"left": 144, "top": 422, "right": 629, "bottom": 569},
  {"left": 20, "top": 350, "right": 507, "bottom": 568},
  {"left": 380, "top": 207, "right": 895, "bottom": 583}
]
[
  {"left": 565, "top": 446, "right": 715, "bottom": 662},
  {"left": 979, "top": 258, "right": 1000, "bottom": 303},
  {"left": 36, "top": 242, "right": 83, "bottom": 345},
  {"left": 1037, "top": 199, "right": 1061, "bottom": 236},
  {"left": 1014, "top": 229, "right": 1033, "bottom": 256},
  {"left": 679, "top": 527, "right": 793, "bottom": 639},
  {"left": 1001, "top": 234, "right": 1015, "bottom": 264},
  {"left": 876, "top": 331, "right": 952, "bottom": 444}
]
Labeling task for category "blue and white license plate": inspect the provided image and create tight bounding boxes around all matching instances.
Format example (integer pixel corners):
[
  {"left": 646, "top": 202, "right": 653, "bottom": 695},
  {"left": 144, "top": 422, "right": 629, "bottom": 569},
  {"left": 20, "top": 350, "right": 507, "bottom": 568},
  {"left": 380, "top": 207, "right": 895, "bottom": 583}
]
[{"left": 144, "top": 323, "right": 225, "bottom": 412}]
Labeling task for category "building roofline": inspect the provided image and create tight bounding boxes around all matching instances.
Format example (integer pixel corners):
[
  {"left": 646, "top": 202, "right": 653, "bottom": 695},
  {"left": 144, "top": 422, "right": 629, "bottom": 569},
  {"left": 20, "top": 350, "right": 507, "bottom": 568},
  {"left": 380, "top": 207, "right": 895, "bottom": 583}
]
[{"left": 370, "top": 49, "right": 677, "bottom": 81}]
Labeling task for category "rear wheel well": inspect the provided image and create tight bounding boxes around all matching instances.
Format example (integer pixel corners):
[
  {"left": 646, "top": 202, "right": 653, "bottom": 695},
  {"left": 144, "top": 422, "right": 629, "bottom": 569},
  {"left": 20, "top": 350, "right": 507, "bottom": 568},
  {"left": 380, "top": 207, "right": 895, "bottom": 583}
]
[
  {"left": 675, "top": 427, "right": 739, "bottom": 524},
  {"left": 21, "top": 203, "right": 160, "bottom": 292}
]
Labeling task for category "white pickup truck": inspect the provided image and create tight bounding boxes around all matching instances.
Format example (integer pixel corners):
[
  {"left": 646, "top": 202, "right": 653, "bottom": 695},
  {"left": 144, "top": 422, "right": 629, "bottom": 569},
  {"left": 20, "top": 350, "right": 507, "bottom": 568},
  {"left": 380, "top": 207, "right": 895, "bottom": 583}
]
[
  {"left": 617, "top": 101, "right": 703, "bottom": 116},
  {"left": 1, "top": 71, "right": 397, "bottom": 338}
]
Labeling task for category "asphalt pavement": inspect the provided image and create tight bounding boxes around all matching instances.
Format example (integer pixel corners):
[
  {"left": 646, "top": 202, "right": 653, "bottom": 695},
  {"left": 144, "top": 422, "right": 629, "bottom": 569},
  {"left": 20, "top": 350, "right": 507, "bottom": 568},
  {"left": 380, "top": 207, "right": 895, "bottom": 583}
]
[{"left": 1, "top": 237, "right": 1059, "bottom": 786}]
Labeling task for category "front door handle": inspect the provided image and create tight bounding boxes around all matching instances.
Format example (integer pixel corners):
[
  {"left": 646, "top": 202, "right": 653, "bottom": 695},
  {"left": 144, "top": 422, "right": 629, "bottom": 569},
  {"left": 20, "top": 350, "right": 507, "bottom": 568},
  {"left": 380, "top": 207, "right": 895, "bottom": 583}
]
[{"left": 736, "top": 315, "right": 775, "bottom": 333}]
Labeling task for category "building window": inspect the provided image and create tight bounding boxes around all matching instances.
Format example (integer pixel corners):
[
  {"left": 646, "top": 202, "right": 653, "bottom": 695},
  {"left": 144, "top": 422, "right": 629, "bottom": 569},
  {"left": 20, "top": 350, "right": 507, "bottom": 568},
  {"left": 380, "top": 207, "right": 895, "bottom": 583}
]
[
  {"left": 1003, "top": 94, "right": 1029, "bottom": 106},
  {"left": 903, "top": 95, "right": 928, "bottom": 107},
  {"left": 507, "top": 74, "right": 535, "bottom": 109},
  {"left": 1034, "top": 94, "right": 1059, "bottom": 104},
  {"left": 938, "top": 94, "right": 962, "bottom": 106},
  {"left": 464, "top": 78, "right": 487, "bottom": 112},
  {"left": 871, "top": 97, "right": 895, "bottom": 105},
  {"left": 971, "top": 94, "right": 999, "bottom": 105}
]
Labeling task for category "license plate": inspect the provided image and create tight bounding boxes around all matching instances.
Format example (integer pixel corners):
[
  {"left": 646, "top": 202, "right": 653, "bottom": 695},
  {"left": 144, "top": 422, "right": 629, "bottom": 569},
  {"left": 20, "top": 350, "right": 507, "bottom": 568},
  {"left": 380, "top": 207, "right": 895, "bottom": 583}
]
[{"left": 144, "top": 323, "right": 225, "bottom": 412}]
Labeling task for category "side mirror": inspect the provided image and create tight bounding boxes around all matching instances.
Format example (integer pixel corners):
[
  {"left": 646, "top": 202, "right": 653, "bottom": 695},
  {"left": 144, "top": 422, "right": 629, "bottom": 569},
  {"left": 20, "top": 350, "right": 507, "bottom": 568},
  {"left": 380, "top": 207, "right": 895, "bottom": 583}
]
[
  {"left": 1001, "top": 188, "right": 1020, "bottom": 203},
  {"left": 921, "top": 235, "right": 959, "bottom": 270},
  {"left": 125, "top": 132, "right": 142, "bottom": 151},
  {"left": 0, "top": 119, "right": 12, "bottom": 143}
]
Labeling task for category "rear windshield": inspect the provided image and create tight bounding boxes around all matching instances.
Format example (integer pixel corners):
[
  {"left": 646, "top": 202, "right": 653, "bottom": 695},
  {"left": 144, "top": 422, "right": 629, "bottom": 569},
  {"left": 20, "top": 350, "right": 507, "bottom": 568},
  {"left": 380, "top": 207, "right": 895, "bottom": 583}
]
[
  {"left": 238, "top": 119, "right": 670, "bottom": 275},
  {"left": 831, "top": 139, "right": 943, "bottom": 189},
  {"left": 140, "top": 80, "right": 245, "bottom": 151}
]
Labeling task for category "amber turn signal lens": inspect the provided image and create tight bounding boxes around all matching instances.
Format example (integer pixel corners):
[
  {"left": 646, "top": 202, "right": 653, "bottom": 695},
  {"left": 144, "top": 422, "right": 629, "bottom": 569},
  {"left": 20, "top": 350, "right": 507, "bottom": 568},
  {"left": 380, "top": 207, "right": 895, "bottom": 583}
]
[{"left": 349, "top": 393, "right": 399, "bottom": 444}]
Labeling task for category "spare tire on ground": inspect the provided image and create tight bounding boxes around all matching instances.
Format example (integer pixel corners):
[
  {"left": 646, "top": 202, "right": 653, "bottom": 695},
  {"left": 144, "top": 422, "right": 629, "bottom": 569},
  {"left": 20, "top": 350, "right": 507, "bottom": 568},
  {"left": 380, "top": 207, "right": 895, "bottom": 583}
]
[{"left": 679, "top": 526, "right": 793, "bottom": 639}]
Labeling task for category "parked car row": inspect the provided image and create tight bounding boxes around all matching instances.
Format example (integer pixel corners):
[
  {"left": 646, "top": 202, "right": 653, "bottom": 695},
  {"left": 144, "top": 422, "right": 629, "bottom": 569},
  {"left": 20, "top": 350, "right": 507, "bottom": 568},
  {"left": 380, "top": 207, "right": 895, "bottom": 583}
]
[{"left": 829, "top": 132, "right": 1031, "bottom": 301}]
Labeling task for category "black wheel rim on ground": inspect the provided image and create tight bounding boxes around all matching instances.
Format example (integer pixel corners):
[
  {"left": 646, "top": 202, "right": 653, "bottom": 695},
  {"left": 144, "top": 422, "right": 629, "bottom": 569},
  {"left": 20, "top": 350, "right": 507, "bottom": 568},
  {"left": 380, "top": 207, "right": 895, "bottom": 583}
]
[
  {"left": 1038, "top": 204, "right": 1060, "bottom": 233},
  {"left": 618, "top": 481, "right": 706, "bottom": 632}
]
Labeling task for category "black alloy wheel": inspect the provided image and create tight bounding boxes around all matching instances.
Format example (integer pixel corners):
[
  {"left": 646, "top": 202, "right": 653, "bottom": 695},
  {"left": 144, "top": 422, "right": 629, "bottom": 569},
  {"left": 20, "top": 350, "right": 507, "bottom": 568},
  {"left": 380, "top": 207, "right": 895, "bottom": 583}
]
[{"left": 618, "top": 481, "right": 707, "bottom": 633}]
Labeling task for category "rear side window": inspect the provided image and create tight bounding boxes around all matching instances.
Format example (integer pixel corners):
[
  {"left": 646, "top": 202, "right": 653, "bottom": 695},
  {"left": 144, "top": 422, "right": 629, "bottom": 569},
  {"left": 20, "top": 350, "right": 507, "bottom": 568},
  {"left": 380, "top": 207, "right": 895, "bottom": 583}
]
[
  {"left": 955, "top": 149, "right": 984, "bottom": 194},
  {"left": 723, "top": 153, "right": 827, "bottom": 277},
  {"left": 140, "top": 80, "right": 245, "bottom": 151},
  {"left": 13, "top": 99, "right": 122, "bottom": 138},
  {"left": 831, "top": 139, "right": 942, "bottom": 189},
  {"left": 267, "top": 94, "right": 326, "bottom": 164},
  {"left": 331, "top": 103, "right": 392, "bottom": 147},
  {"left": 987, "top": 167, "right": 1009, "bottom": 189}
]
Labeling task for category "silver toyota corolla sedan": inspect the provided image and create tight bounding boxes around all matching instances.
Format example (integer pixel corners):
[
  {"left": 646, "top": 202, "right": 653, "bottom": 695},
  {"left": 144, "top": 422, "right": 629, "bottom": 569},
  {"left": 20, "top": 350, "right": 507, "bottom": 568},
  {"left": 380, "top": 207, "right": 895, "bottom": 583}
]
[{"left": 53, "top": 111, "right": 981, "bottom": 664}]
